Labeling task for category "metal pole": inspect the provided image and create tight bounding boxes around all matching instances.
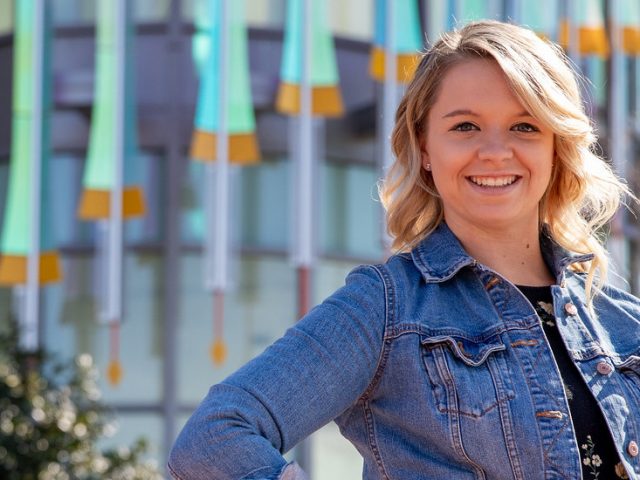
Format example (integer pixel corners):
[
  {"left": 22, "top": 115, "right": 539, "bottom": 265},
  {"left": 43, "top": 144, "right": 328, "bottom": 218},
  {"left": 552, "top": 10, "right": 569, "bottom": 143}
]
[
  {"left": 294, "top": 0, "right": 314, "bottom": 472},
  {"left": 204, "top": 0, "right": 230, "bottom": 294},
  {"left": 382, "top": 0, "right": 397, "bottom": 174},
  {"left": 162, "top": 0, "right": 183, "bottom": 468},
  {"left": 215, "top": 0, "right": 230, "bottom": 293},
  {"left": 566, "top": 0, "right": 580, "bottom": 64},
  {"left": 24, "top": 0, "right": 45, "bottom": 352},
  {"left": 298, "top": 0, "right": 313, "bottom": 270},
  {"left": 107, "top": 0, "right": 126, "bottom": 327},
  {"left": 381, "top": 0, "right": 397, "bottom": 252},
  {"left": 608, "top": 0, "right": 629, "bottom": 284}
]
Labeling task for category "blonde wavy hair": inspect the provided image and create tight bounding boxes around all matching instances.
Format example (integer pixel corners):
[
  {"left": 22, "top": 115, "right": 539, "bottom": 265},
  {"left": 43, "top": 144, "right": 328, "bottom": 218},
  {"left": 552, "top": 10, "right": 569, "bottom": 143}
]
[{"left": 380, "top": 20, "right": 631, "bottom": 299}]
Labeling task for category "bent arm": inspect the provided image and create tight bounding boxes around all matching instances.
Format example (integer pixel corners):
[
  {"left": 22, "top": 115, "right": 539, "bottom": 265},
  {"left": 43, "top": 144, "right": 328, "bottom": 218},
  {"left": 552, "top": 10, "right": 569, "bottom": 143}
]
[{"left": 168, "top": 265, "right": 386, "bottom": 479}]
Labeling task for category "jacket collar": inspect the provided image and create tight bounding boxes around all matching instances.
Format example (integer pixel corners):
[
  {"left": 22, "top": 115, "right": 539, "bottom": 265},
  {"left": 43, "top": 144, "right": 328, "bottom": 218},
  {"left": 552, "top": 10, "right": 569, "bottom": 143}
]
[{"left": 410, "top": 222, "right": 594, "bottom": 283}]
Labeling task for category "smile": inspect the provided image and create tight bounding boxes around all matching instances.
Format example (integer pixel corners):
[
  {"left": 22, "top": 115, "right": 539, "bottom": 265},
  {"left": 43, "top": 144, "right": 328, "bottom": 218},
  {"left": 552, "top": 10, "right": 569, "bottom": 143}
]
[{"left": 467, "top": 175, "right": 519, "bottom": 187}]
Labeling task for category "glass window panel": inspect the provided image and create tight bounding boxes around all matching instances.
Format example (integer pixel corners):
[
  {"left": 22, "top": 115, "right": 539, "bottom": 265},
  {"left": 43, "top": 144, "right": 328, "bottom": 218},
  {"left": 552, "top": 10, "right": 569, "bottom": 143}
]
[
  {"left": 125, "top": 152, "right": 164, "bottom": 245},
  {"left": 238, "top": 158, "right": 289, "bottom": 250},
  {"left": 310, "top": 422, "right": 363, "bottom": 479},
  {"left": 182, "top": 157, "right": 290, "bottom": 250},
  {"left": 134, "top": 0, "right": 170, "bottom": 22},
  {"left": 49, "top": 155, "right": 95, "bottom": 247},
  {"left": 177, "top": 251, "right": 297, "bottom": 404},
  {"left": 320, "top": 161, "right": 382, "bottom": 259},
  {"left": 52, "top": 0, "right": 95, "bottom": 25},
  {"left": 0, "top": 0, "right": 12, "bottom": 34},
  {"left": 97, "top": 413, "right": 164, "bottom": 472},
  {"left": 43, "top": 252, "right": 163, "bottom": 404}
]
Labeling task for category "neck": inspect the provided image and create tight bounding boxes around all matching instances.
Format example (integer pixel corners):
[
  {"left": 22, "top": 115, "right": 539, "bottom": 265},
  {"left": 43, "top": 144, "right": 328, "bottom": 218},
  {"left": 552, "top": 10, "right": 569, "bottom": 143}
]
[{"left": 445, "top": 219, "right": 556, "bottom": 286}]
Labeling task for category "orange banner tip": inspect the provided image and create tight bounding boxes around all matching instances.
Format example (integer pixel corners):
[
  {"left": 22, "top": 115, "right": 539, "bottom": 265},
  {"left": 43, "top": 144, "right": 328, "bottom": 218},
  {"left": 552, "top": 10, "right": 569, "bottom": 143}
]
[
  {"left": 210, "top": 340, "right": 228, "bottom": 366},
  {"left": 276, "top": 83, "right": 344, "bottom": 117},
  {"left": 107, "top": 360, "right": 123, "bottom": 385},
  {"left": 369, "top": 47, "right": 419, "bottom": 83},
  {"left": 0, "top": 251, "right": 62, "bottom": 285},
  {"left": 558, "top": 22, "right": 610, "bottom": 57},
  {"left": 623, "top": 27, "right": 640, "bottom": 55},
  {"left": 190, "top": 131, "right": 261, "bottom": 164},
  {"left": 77, "top": 187, "right": 146, "bottom": 220}
]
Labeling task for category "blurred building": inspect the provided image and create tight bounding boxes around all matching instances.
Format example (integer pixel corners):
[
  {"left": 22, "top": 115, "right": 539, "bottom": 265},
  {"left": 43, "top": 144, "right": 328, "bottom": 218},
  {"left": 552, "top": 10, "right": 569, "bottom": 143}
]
[{"left": 0, "top": 1, "right": 639, "bottom": 478}]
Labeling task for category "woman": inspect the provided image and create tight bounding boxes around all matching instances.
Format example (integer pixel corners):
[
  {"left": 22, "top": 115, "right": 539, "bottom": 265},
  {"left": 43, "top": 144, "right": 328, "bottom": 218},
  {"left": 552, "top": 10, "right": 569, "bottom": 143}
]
[{"left": 169, "top": 21, "right": 640, "bottom": 479}]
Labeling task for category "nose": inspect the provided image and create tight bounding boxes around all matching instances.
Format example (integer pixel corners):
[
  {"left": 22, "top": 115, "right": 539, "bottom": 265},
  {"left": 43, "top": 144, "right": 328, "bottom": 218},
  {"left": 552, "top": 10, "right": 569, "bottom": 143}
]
[{"left": 477, "top": 130, "right": 513, "bottom": 163}]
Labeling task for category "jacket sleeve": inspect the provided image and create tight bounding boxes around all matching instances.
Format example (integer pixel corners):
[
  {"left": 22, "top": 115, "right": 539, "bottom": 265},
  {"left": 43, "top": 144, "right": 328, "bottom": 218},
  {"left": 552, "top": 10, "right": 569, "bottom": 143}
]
[{"left": 167, "top": 265, "right": 387, "bottom": 480}]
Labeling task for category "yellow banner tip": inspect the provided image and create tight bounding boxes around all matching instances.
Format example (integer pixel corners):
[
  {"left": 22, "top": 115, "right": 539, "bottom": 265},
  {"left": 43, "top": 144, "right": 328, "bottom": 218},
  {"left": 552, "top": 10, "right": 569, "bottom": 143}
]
[
  {"left": 210, "top": 340, "right": 228, "bottom": 366},
  {"left": 0, "top": 252, "right": 62, "bottom": 285},
  {"left": 190, "top": 131, "right": 261, "bottom": 164},
  {"left": 276, "top": 83, "right": 344, "bottom": 117},
  {"left": 107, "top": 360, "right": 123, "bottom": 386}
]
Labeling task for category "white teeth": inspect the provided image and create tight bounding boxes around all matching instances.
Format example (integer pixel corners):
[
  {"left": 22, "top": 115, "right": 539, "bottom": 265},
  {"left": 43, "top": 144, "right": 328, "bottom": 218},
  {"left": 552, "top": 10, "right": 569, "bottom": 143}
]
[{"left": 468, "top": 175, "right": 517, "bottom": 187}]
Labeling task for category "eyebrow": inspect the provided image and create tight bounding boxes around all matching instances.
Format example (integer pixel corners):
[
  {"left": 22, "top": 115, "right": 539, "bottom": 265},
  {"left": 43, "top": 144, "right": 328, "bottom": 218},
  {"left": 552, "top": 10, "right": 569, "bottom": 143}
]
[{"left": 442, "top": 109, "right": 533, "bottom": 119}]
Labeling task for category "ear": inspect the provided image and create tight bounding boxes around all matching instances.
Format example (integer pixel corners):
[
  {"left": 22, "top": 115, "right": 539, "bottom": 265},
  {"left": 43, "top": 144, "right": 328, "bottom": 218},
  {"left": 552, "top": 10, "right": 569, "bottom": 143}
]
[{"left": 421, "top": 144, "right": 430, "bottom": 170}]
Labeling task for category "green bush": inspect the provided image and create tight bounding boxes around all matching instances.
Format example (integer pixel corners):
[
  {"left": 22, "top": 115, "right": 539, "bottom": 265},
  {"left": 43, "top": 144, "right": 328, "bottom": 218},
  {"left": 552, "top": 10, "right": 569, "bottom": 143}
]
[{"left": 0, "top": 325, "right": 163, "bottom": 480}]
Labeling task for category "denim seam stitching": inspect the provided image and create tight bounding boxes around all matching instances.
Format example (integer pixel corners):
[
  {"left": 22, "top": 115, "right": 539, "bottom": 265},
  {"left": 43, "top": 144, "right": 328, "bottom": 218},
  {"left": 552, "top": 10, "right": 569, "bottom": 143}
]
[
  {"left": 166, "top": 462, "right": 185, "bottom": 480},
  {"left": 490, "top": 354, "right": 525, "bottom": 479},
  {"left": 435, "top": 344, "right": 486, "bottom": 479},
  {"left": 358, "top": 264, "right": 394, "bottom": 401},
  {"left": 362, "top": 399, "right": 391, "bottom": 479}
]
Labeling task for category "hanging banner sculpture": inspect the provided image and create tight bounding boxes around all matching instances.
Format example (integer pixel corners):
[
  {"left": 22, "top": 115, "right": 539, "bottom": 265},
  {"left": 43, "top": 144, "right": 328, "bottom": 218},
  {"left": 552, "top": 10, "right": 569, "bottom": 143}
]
[
  {"left": 369, "top": 0, "right": 422, "bottom": 83},
  {"left": 191, "top": 0, "right": 260, "bottom": 164},
  {"left": 276, "top": 0, "right": 343, "bottom": 116},
  {"left": 0, "top": 0, "right": 60, "bottom": 289},
  {"left": 191, "top": 0, "right": 241, "bottom": 366},
  {"left": 78, "top": 0, "right": 145, "bottom": 385},
  {"left": 559, "top": 0, "right": 609, "bottom": 57},
  {"left": 78, "top": 1, "right": 144, "bottom": 220},
  {"left": 620, "top": 0, "right": 640, "bottom": 55}
]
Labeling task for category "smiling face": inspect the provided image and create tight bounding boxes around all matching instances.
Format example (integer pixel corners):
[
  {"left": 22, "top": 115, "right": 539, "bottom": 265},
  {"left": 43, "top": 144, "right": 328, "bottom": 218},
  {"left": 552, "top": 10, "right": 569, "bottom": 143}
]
[{"left": 422, "top": 58, "right": 555, "bottom": 235}]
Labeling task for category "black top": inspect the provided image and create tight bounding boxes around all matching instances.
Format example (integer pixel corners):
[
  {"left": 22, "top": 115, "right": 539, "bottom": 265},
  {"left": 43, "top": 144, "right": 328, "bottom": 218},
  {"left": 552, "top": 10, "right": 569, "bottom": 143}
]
[{"left": 517, "top": 285, "right": 628, "bottom": 480}]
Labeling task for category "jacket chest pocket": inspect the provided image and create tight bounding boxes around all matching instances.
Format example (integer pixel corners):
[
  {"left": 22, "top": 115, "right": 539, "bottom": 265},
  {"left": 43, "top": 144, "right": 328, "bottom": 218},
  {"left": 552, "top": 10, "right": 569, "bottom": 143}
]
[{"left": 421, "top": 334, "right": 516, "bottom": 418}]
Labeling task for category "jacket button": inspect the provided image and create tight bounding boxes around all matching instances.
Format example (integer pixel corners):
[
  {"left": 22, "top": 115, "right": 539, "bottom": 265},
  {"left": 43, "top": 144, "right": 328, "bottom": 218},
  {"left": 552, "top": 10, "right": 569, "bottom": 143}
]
[
  {"left": 628, "top": 441, "right": 639, "bottom": 457},
  {"left": 596, "top": 361, "right": 613, "bottom": 375},
  {"left": 564, "top": 303, "right": 578, "bottom": 316}
]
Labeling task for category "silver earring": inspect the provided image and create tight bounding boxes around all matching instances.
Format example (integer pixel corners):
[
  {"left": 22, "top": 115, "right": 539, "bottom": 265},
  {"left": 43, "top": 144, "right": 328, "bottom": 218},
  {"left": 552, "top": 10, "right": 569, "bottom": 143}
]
[{"left": 425, "top": 163, "right": 432, "bottom": 171}]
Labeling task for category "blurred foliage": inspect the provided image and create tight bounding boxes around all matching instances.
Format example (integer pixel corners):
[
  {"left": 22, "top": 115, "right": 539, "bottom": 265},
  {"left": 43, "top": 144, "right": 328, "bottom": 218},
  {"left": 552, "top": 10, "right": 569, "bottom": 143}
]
[{"left": 0, "top": 322, "right": 163, "bottom": 480}]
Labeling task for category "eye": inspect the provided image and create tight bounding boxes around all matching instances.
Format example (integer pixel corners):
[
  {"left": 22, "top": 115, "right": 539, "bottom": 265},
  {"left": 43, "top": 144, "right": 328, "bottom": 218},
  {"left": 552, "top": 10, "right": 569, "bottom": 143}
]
[
  {"left": 512, "top": 122, "right": 539, "bottom": 133},
  {"left": 451, "top": 122, "right": 478, "bottom": 132}
]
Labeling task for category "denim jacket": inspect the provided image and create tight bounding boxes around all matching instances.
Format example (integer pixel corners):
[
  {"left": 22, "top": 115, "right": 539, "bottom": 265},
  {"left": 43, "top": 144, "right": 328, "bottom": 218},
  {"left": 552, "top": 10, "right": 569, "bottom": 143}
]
[{"left": 168, "top": 223, "right": 640, "bottom": 480}]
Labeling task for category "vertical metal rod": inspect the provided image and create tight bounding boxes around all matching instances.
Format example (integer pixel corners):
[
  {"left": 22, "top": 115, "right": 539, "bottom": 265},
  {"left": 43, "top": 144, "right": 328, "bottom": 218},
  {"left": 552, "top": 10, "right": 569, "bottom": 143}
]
[
  {"left": 107, "top": 0, "right": 126, "bottom": 325},
  {"left": 381, "top": 0, "right": 397, "bottom": 252},
  {"left": 25, "top": 0, "right": 45, "bottom": 352},
  {"left": 566, "top": 0, "right": 579, "bottom": 64},
  {"left": 294, "top": 0, "right": 314, "bottom": 473},
  {"left": 298, "top": 0, "right": 313, "bottom": 269},
  {"left": 162, "top": 0, "right": 182, "bottom": 468},
  {"left": 636, "top": 60, "right": 640, "bottom": 133},
  {"left": 214, "top": 0, "right": 230, "bottom": 293},
  {"left": 608, "top": 0, "right": 629, "bottom": 282},
  {"left": 382, "top": 0, "right": 397, "bottom": 172}
]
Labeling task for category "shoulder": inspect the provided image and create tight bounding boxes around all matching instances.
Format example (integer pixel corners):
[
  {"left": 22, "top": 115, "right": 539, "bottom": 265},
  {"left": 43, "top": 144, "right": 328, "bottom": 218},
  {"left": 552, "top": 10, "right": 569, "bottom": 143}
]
[{"left": 596, "top": 281, "right": 640, "bottom": 318}]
